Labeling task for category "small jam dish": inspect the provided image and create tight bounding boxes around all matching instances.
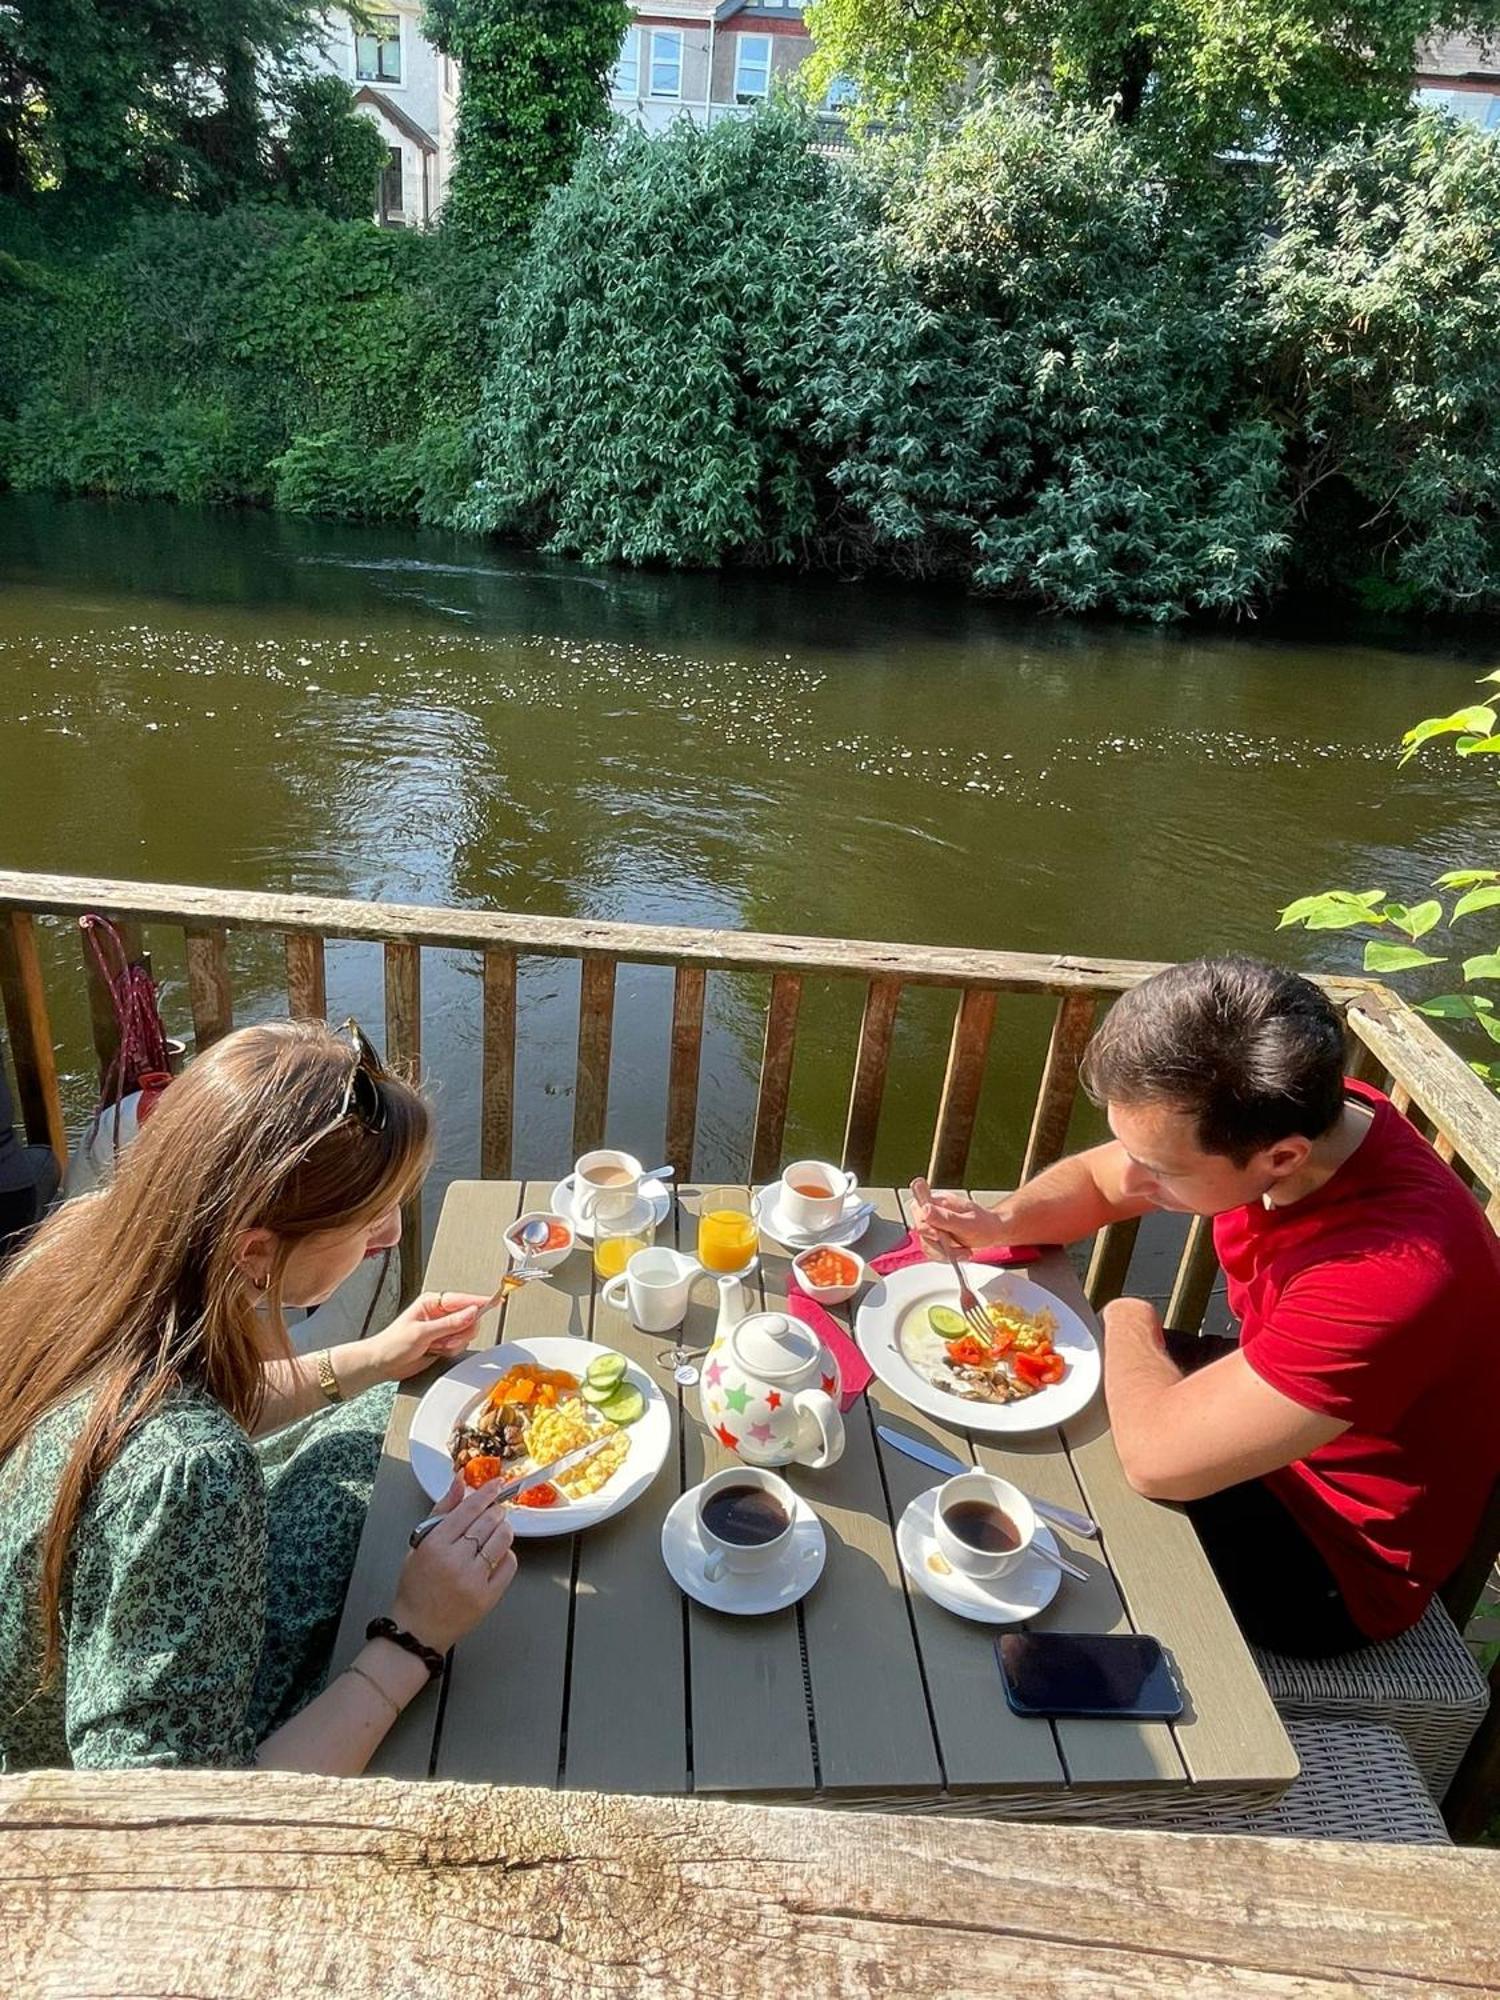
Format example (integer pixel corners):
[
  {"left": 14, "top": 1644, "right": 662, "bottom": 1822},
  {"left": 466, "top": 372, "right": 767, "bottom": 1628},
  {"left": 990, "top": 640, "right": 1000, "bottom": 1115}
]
[
  {"left": 791, "top": 1244, "right": 866, "bottom": 1307},
  {"left": 505, "top": 1212, "right": 575, "bottom": 1272}
]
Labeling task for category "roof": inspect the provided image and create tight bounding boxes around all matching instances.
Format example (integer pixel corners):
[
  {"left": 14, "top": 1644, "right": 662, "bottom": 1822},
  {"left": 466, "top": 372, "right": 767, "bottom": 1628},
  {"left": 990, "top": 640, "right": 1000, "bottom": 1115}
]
[
  {"left": 714, "top": 2, "right": 809, "bottom": 20},
  {"left": 354, "top": 86, "right": 437, "bottom": 154}
]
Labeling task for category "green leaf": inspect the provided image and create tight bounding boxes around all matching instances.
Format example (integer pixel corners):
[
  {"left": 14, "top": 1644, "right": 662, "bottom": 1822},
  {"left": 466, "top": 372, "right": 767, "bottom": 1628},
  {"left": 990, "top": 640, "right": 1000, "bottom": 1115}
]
[
  {"left": 1436, "top": 870, "right": 1500, "bottom": 890},
  {"left": 1399, "top": 708, "right": 1498, "bottom": 764},
  {"left": 1382, "top": 899, "right": 1443, "bottom": 939},
  {"left": 1415, "top": 993, "right": 1495, "bottom": 1019},
  {"left": 1462, "top": 953, "right": 1500, "bottom": 983},
  {"left": 1456, "top": 735, "right": 1500, "bottom": 756},
  {"left": 1453, "top": 886, "right": 1500, "bottom": 921},
  {"left": 1480, "top": 1013, "right": 1500, "bottom": 1045},
  {"left": 1277, "top": 889, "right": 1387, "bottom": 932},
  {"left": 1363, "top": 942, "right": 1446, "bottom": 973}
]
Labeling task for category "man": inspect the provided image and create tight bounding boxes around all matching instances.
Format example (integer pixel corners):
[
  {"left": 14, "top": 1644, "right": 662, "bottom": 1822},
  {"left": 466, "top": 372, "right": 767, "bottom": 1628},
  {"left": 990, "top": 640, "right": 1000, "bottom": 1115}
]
[{"left": 915, "top": 955, "right": 1500, "bottom": 1657}]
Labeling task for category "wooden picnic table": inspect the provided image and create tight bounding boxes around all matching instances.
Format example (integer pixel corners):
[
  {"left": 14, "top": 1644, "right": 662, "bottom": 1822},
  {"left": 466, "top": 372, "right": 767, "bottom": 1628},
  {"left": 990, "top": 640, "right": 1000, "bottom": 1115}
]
[{"left": 332, "top": 1182, "right": 1299, "bottom": 1822}]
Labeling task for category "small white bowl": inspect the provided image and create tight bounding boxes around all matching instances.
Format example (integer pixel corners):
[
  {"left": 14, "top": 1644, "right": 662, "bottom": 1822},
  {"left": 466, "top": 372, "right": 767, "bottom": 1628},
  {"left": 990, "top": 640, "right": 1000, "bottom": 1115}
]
[
  {"left": 791, "top": 1244, "right": 866, "bottom": 1307},
  {"left": 505, "top": 1211, "right": 574, "bottom": 1272}
]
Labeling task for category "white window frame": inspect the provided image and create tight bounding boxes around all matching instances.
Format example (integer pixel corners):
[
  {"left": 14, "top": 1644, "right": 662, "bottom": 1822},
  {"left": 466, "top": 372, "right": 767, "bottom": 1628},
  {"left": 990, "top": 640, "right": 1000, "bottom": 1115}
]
[
  {"left": 612, "top": 25, "right": 642, "bottom": 99},
  {"left": 354, "top": 10, "right": 403, "bottom": 88},
  {"left": 648, "top": 28, "right": 683, "bottom": 100},
  {"left": 734, "top": 32, "right": 773, "bottom": 103}
]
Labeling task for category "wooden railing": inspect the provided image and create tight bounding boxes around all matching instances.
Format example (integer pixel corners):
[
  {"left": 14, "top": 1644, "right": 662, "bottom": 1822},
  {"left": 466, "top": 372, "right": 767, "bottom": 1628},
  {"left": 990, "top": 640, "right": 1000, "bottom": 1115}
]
[
  {"left": 4, "top": 869, "right": 1500, "bottom": 1832},
  {"left": 3, "top": 868, "right": 1493, "bottom": 1311}
]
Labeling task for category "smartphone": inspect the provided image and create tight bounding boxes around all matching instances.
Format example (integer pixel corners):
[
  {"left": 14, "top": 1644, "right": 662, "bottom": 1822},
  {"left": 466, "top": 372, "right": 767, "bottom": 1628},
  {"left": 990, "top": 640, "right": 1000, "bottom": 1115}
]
[{"left": 997, "top": 1632, "right": 1183, "bottom": 1721}]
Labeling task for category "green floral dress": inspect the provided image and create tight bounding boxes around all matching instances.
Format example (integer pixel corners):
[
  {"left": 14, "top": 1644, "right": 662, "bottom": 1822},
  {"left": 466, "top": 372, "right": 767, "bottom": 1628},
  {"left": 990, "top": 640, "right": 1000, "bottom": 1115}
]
[{"left": 0, "top": 1380, "right": 395, "bottom": 1770}]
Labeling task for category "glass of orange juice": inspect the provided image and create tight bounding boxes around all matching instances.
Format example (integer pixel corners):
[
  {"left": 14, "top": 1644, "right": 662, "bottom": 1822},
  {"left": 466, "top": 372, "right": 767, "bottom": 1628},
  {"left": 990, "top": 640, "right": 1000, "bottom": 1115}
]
[
  {"left": 593, "top": 1198, "right": 656, "bottom": 1283},
  {"left": 697, "top": 1188, "right": 758, "bottom": 1276}
]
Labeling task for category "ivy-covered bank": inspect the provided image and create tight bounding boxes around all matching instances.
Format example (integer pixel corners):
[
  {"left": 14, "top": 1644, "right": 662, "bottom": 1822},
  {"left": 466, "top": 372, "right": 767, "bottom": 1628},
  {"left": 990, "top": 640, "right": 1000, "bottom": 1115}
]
[{"left": 6, "top": 97, "right": 1500, "bottom": 623}]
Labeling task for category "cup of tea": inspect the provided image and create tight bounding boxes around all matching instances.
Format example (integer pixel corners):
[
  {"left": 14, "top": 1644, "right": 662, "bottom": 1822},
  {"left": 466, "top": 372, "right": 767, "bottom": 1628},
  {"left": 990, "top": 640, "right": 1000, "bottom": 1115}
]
[
  {"left": 602, "top": 1245, "right": 699, "bottom": 1333},
  {"left": 778, "top": 1158, "right": 857, "bottom": 1235},
  {"left": 933, "top": 1471, "right": 1035, "bottom": 1581},
  {"left": 696, "top": 1466, "right": 797, "bottom": 1582},
  {"left": 572, "top": 1147, "right": 644, "bottom": 1223}
]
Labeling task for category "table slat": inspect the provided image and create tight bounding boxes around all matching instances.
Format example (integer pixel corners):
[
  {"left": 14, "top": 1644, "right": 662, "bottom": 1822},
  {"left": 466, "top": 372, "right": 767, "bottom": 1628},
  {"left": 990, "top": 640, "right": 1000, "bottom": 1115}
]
[
  {"left": 858, "top": 1189, "right": 1064, "bottom": 1791},
  {"left": 675, "top": 1188, "right": 819, "bottom": 1798},
  {"left": 758, "top": 1211, "right": 944, "bottom": 1795},
  {"left": 563, "top": 1216, "right": 688, "bottom": 1797},
  {"left": 431, "top": 1182, "right": 588, "bottom": 1787},
  {"left": 328, "top": 1180, "right": 525, "bottom": 1778}
]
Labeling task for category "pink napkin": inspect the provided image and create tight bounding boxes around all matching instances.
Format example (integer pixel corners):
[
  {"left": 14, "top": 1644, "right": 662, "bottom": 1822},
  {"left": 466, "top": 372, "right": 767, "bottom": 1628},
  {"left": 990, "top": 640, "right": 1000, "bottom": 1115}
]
[{"left": 785, "top": 1231, "right": 1044, "bottom": 1412}]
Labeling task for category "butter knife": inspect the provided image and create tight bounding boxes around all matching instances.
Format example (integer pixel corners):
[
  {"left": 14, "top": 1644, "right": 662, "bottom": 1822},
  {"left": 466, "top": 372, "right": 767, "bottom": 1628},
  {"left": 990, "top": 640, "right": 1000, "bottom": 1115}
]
[
  {"left": 874, "top": 1424, "right": 1099, "bottom": 1541},
  {"left": 408, "top": 1438, "right": 607, "bottom": 1548}
]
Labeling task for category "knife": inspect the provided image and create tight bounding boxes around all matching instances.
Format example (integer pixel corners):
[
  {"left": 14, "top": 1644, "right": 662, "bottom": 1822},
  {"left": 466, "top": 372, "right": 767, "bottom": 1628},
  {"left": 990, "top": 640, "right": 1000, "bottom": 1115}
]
[
  {"left": 408, "top": 1438, "right": 609, "bottom": 1547},
  {"left": 875, "top": 1425, "right": 1100, "bottom": 1541}
]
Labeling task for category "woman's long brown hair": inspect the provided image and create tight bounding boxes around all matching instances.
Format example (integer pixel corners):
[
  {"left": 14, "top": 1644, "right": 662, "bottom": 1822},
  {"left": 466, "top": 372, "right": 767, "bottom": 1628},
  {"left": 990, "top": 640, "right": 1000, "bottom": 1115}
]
[{"left": 0, "top": 1019, "right": 432, "bottom": 1675}]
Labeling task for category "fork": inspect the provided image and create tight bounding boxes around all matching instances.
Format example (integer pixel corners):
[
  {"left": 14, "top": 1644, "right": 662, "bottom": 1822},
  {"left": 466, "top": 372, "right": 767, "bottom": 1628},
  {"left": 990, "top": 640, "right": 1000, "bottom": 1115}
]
[{"left": 934, "top": 1237, "right": 996, "bottom": 1344}]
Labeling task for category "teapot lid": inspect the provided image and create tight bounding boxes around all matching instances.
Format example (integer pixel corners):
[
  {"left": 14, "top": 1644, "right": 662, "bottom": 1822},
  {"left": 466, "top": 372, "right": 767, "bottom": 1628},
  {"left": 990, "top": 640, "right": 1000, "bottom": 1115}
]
[{"left": 729, "top": 1311, "right": 820, "bottom": 1381}]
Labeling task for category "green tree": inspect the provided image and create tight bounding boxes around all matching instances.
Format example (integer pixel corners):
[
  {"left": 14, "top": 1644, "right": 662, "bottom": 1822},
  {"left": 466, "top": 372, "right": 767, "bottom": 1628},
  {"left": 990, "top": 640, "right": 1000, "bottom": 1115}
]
[
  {"left": 423, "top": 0, "right": 630, "bottom": 240},
  {"left": 804, "top": 0, "right": 1500, "bottom": 160},
  {"left": 0, "top": 0, "right": 321, "bottom": 200},
  {"left": 271, "top": 75, "right": 389, "bottom": 221},
  {"left": 1252, "top": 113, "right": 1500, "bottom": 613}
]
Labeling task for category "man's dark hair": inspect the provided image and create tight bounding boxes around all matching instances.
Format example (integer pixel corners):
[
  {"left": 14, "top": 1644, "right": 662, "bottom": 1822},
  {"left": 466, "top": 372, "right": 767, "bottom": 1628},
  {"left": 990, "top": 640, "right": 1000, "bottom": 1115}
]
[{"left": 1080, "top": 956, "right": 1346, "bottom": 1163}]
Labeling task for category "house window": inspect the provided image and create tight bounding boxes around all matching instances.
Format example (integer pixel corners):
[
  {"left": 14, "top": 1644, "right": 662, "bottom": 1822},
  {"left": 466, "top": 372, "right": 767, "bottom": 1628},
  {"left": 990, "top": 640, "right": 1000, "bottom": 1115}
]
[
  {"left": 649, "top": 28, "right": 683, "bottom": 99},
  {"left": 824, "top": 74, "right": 858, "bottom": 110},
  {"left": 612, "top": 27, "right": 641, "bottom": 98},
  {"left": 734, "top": 33, "right": 772, "bottom": 102},
  {"left": 355, "top": 11, "right": 402, "bottom": 85},
  {"left": 379, "top": 146, "right": 404, "bottom": 224}
]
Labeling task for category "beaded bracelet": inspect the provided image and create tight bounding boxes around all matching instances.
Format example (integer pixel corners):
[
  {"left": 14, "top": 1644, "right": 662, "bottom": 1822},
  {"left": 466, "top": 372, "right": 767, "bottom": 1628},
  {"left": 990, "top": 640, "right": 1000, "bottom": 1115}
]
[{"left": 366, "top": 1617, "right": 445, "bottom": 1682}]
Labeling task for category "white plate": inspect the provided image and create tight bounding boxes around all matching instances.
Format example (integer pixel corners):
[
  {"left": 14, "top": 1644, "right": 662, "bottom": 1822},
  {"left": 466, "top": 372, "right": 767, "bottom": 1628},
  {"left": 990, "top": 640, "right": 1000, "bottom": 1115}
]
[
  {"left": 753, "top": 1184, "right": 872, "bottom": 1252},
  {"left": 661, "top": 1484, "right": 826, "bottom": 1615},
  {"left": 897, "top": 1488, "right": 1062, "bottom": 1625},
  {"left": 550, "top": 1175, "right": 673, "bottom": 1243},
  {"left": 408, "top": 1336, "right": 672, "bottom": 1534},
  {"left": 855, "top": 1263, "right": 1100, "bottom": 1437}
]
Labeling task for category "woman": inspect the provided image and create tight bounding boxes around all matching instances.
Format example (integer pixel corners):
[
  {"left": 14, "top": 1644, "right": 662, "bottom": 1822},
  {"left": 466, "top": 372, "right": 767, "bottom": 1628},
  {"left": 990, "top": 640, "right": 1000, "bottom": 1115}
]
[{"left": 0, "top": 1018, "right": 515, "bottom": 1773}]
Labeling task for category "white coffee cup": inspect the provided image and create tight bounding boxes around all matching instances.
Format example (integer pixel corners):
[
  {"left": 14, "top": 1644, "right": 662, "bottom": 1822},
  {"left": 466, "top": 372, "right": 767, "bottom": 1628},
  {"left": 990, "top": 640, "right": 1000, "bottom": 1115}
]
[
  {"left": 778, "top": 1159, "right": 857, "bottom": 1235},
  {"left": 696, "top": 1466, "right": 802, "bottom": 1584},
  {"left": 572, "top": 1148, "right": 644, "bottom": 1223},
  {"left": 933, "top": 1471, "right": 1036, "bottom": 1581},
  {"left": 602, "top": 1246, "right": 699, "bottom": 1333}
]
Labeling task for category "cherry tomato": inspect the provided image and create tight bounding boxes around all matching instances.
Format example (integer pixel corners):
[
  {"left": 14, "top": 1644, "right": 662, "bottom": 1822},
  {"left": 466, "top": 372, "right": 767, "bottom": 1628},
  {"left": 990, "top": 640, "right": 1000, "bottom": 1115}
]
[
  {"left": 947, "top": 1335, "right": 992, "bottom": 1369},
  {"left": 462, "top": 1455, "right": 505, "bottom": 1488},
  {"left": 1034, "top": 1351, "right": 1066, "bottom": 1385},
  {"left": 516, "top": 1482, "right": 559, "bottom": 1508}
]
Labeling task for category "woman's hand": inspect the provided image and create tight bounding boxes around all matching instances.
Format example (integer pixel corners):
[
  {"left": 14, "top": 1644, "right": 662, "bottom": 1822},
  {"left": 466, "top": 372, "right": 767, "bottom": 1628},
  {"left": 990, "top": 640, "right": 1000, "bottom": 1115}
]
[
  {"left": 391, "top": 1475, "right": 517, "bottom": 1655},
  {"left": 366, "top": 1291, "right": 490, "bottom": 1383},
  {"left": 910, "top": 1177, "right": 1011, "bottom": 1256}
]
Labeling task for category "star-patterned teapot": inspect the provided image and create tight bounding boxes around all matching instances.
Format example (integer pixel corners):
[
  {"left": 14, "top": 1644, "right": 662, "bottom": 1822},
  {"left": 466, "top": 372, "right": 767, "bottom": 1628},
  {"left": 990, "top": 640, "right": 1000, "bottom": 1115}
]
[{"left": 698, "top": 1276, "right": 845, "bottom": 1470}]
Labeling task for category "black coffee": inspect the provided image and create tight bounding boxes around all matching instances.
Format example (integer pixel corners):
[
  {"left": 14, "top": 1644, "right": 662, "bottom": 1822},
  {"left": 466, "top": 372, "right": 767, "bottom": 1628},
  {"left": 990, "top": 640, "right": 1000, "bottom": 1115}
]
[
  {"left": 701, "top": 1484, "right": 789, "bottom": 1546},
  {"left": 943, "top": 1499, "right": 1021, "bottom": 1553}
]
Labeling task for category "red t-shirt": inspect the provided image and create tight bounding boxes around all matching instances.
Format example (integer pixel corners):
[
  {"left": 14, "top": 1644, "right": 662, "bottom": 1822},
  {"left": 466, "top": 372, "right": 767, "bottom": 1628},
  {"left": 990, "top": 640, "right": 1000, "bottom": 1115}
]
[{"left": 1213, "top": 1081, "right": 1500, "bottom": 1640}]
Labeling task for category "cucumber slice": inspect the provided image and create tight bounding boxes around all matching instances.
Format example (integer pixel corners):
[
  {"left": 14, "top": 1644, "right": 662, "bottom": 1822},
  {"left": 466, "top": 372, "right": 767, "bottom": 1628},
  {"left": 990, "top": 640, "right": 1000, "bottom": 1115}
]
[
  {"left": 580, "top": 1381, "right": 615, "bottom": 1406},
  {"left": 599, "top": 1384, "right": 645, "bottom": 1426},
  {"left": 586, "top": 1351, "right": 628, "bottom": 1390},
  {"left": 928, "top": 1304, "right": 968, "bottom": 1340}
]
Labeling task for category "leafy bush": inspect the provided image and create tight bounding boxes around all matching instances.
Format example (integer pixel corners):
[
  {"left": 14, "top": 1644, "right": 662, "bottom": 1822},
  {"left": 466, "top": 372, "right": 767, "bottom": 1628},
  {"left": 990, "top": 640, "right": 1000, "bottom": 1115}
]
[
  {"left": 1254, "top": 113, "right": 1500, "bottom": 613},
  {"left": 464, "top": 112, "right": 843, "bottom": 563},
  {"left": 271, "top": 75, "right": 390, "bottom": 222}
]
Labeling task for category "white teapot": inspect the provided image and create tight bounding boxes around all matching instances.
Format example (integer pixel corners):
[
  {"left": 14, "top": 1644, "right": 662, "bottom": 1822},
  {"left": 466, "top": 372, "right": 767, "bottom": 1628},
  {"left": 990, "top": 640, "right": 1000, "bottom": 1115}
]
[{"left": 698, "top": 1276, "right": 845, "bottom": 1470}]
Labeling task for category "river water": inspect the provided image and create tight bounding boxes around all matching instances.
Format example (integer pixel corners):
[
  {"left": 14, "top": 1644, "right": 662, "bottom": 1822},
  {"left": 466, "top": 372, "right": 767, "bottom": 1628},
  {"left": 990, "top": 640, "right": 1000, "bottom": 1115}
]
[{"left": 1, "top": 495, "right": 1493, "bottom": 1200}]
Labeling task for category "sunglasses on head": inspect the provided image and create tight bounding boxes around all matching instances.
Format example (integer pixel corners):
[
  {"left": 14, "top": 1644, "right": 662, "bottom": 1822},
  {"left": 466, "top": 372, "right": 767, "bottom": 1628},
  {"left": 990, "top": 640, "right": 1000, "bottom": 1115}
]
[{"left": 338, "top": 1017, "right": 389, "bottom": 1133}]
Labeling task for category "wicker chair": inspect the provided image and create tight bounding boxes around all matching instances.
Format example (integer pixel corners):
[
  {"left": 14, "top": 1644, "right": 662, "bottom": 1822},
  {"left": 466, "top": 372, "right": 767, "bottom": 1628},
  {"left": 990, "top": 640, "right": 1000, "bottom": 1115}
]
[
  {"left": 1101, "top": 1719, "right": 1452, "bottom": 1842},
  {"left": 1253, "top": 1598, "right": 1489, "bottom": 1801}
]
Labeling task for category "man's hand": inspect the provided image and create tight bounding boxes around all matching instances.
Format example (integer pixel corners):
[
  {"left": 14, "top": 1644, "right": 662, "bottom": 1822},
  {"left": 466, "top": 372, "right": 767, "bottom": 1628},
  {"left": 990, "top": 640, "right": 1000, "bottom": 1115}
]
[{"left": 910, "top": 1177, "right": 1011, "bottom": 1256}]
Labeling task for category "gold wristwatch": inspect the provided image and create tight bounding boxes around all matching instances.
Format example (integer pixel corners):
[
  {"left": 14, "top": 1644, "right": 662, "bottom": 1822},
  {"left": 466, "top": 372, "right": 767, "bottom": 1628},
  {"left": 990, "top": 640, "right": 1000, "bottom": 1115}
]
[{"left": 315, "top": 1349, "right": 344, "bottom": 1405}]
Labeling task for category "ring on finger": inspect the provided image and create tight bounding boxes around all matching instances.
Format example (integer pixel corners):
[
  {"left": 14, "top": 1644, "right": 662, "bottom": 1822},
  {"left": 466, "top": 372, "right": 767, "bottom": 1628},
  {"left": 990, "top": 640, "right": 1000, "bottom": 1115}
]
[{"left": 461, "top": 1528, "right": 487, "bottom": 1551}]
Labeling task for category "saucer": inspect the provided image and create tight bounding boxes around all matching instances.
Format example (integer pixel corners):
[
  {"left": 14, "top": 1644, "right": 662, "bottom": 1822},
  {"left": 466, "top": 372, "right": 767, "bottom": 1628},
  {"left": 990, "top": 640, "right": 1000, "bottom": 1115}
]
[
  {"left": 896, "top": 1487, "right": 1062, "bottom": 1625},
  {"left": 661, "top": 1485, "right": 826, "bottom": 1615},
  {"left": 551, "top": 1174, "right": 673, "bottom": 1243},
  {"left": 753, "top": 1183, "right": 871, "bottom": 1252}
]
